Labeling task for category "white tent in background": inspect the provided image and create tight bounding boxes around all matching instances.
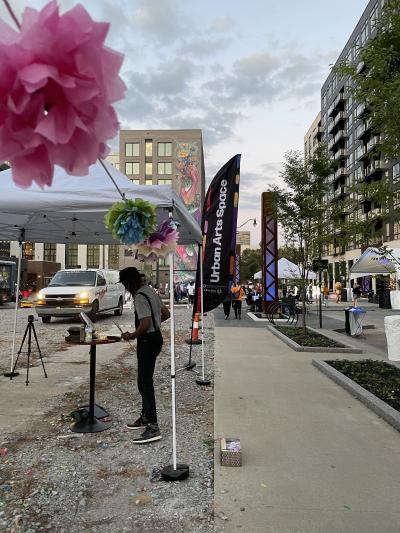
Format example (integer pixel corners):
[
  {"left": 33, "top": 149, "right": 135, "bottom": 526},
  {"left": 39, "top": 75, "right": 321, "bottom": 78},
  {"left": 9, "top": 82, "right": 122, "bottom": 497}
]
[
  {"left": 0, "top": 160, "right": 202, "bottom": 481},
  {"left": 349, "top": 246, "right": 400, "bottom": 279},
  {"left": 253, "top": 258, "right": 316, "bottom": 280}
]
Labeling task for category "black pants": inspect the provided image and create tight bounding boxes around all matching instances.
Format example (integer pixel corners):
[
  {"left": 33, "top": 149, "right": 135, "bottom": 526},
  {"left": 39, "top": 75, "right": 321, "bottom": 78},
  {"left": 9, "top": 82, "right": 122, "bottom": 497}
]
[
  {"left": 223, "top": 301, "right": 231, "bottom": 317},
  {"left": 137, "top": 331, "right": 163, "bottom": 426},
  {"left": 233, "top": 300, "right": 242, "bottom": 318}
]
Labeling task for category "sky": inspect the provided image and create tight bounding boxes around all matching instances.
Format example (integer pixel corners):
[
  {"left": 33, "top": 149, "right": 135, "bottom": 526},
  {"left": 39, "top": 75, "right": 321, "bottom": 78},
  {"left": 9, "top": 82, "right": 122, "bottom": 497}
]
[{"left": 1, "top": 0, "right": 370, "bottom": 243}]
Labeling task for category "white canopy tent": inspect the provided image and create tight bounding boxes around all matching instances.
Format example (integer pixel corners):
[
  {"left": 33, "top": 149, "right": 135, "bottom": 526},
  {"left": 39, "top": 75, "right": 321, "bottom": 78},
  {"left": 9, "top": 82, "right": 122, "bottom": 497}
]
[
  {"left": 253, "top": 258, "right": 317, "bottom": 281},
  {"left": 0, "top": 160, "right": 202, "bottom": 479},
  {"left": 349, "top": 246, "right": 400, "bottom": 279},
  {"left": 0, "top": 160, "right": 201, "bottom": 245}
]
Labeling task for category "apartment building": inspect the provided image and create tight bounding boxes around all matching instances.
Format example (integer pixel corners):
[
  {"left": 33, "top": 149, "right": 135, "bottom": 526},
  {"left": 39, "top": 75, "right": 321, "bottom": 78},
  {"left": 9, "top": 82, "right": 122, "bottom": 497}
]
[
  {"left": 304, "top": 112, "right": 322, "bottom": 160},
  {"left": 118, "top": 129, "right": 205, "bottom": 284},
  {"left": 315, "top": 0, "right": 400, "bottom": 289}
]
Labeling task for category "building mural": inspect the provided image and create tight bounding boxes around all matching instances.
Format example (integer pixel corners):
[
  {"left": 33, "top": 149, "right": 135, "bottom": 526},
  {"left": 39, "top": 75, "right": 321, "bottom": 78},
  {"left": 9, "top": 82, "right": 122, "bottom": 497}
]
[{"left": 174, "top": 141, "right": 202, "bottom": 280}]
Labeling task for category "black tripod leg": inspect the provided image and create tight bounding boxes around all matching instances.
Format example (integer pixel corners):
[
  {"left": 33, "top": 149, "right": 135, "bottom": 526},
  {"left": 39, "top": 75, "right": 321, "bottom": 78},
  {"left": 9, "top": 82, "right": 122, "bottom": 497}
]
[
  {"left": 26, "top": 324, "right": 32, "bottom": 386},
  {"left": 11, "top": 323, "right": 29, "bottom": 378},
  {"left": 31, "top": 323, "right": 47, "bottom": 378}
]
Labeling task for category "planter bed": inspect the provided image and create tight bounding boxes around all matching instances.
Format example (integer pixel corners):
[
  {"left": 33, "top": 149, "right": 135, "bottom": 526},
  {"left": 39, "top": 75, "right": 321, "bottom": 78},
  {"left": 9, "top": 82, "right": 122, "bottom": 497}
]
[
  {"left": 327, "top": 359, "right": 400, "bottom": 412},
  {"left": 313, "top": 359, "right": 400, "bottom": 432},
  {"left": 276, "top": 326, "right": 345, "bottom": 348},
  {"left": 268, "top": 325, "right": 362, "bottom": 353}
]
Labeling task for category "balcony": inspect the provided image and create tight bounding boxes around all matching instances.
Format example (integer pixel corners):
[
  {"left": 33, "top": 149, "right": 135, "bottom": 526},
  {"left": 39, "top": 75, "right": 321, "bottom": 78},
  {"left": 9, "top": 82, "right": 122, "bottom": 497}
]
[
  {"left": 333, "top": 148, "right": 347, "bottom": 160},
  {"left": 357, "top": 148, "right": 371, "bottom": 162},
  {"left": 357, "top": 120, "right": 372, "bottom": 140},
  {"left": 364, "top": 159, "right": 386, "bottom": 178},
  {"left": 328, "top": 93, "right": 347, "bottom": 117},
  {"left": 366, "top": 136, "right": 381, "bottom": 152},
  {"left": 334, "top": 167, "right": 350, "bottom": 180},
  {"left": 328, "top": 129, "right": 348, "bottom": 151}
]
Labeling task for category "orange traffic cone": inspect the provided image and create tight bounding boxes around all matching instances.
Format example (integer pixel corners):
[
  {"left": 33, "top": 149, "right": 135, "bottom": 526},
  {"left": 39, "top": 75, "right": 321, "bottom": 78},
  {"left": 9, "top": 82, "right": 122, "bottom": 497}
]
[{"left": 185, "top": 312, "right": 202, "bottom": 345}]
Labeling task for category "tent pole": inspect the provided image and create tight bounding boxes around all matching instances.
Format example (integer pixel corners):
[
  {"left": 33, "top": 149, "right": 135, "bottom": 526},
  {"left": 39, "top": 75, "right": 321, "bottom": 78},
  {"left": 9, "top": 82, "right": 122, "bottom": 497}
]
[
  {"left": 6, "top": 231, "right": 23, "bottom": 378},
  {"left": 161, "top": 210, "right": 189, "bottom": 482},
  {"left": 196, "top": 243, "right": 210, "bottom": 386}
]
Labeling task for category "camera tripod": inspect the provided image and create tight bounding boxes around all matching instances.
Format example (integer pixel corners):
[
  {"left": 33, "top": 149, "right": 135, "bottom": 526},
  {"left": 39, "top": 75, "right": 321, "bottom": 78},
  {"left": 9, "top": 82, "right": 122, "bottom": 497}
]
[{"left": 11, "top": 315, "right": 47, "bottom": 386}]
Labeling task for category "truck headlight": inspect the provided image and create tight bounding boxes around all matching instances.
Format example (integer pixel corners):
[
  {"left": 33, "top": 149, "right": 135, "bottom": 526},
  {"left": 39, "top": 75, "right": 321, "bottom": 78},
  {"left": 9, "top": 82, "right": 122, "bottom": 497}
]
[{"left": 75, "top": 291, "right": 89, "bottom": 305}]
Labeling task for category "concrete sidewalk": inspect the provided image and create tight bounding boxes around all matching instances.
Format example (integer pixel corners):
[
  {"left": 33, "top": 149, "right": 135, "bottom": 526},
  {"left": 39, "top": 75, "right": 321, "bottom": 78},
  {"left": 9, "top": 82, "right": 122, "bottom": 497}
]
[{"left": 214, "top": 324, "right": 400, "bottom": 533}]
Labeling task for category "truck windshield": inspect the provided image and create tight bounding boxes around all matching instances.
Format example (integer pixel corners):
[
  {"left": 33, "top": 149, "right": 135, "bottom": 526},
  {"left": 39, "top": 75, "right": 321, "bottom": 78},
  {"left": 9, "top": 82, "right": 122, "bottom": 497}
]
[{"left": 49, "top": 271, "right": 96, "bottom": 287}]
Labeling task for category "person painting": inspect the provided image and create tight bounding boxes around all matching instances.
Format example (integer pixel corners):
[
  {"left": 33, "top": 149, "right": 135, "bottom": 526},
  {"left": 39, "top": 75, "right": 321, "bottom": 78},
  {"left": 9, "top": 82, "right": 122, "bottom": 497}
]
[
  {"left": 119, "top": 267, "right": 170, "bottom": 444},
  {"left": 231, "top": 282, "right": 245, "bottom": 319}
]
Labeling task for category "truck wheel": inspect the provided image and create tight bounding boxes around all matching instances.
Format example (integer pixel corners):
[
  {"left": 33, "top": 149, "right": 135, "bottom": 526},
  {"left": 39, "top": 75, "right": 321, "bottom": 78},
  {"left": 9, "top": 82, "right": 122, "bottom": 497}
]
[
  {"left": 42, "top": 316, "right": 51, "bottom": 324},
  {"left": 89, "top": 300, "right": 99, "bottom": 322},
  {"left": 114, "top": 297, "right": 123, "bottom": 316}
]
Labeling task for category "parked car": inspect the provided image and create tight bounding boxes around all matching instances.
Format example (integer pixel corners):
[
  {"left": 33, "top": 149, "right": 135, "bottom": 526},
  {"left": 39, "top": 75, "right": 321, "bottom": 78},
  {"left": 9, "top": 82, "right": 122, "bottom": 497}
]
[{"left": 35, "top": 269, "right": 125, "bottom": 323}]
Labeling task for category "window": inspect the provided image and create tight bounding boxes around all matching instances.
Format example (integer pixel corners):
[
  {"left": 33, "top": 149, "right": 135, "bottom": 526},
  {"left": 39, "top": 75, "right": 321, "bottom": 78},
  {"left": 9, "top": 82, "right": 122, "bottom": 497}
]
[
  {"left": 96, "top": 273, "right": 106, "bottom": 286},
  {"left": 360, "top": 22, "right": 368, "bottom": 46},
  {"left": 125, "top": 162, "right": 140, "bottom": 175},
  {"left": 87, "top": 245, "right": 100, "bottom": 268},
  {"left": 0, "top": 241, "right": 10, "bottom": 258},
  {"left": 145, "top": 162, "right": 153, "bottom": 175},
  {"left": 130, "top": 178, "right": 140, "bottom": 185},
  {"left": 108, "top": 245, "right": 120, "bottom": 269},
  {"left": 158, "top": 142, "right": 172, "bottom": 157},
  {"left": 22, "top": 242, "right": 34, "bottom": 260},
  {"left": 157, "top": 162, "right": 172, "bottom": 175},
  {"left": 393, "top": 163, "right": 400, "bottom": 181},
  {"left": 145, "top": 179, "right": 153, "bottom": 185},
  {"left": 125, "top": 143, "right": 139, "bottom": 157},
  {"left": 65, "top": 244, "right": 78, "bottom": 268},
  {"left": 370, "top": 3, "right": 379, "bottom": 31},
  {"left": 158, "top": 178, "right": 172, "bottom": 185},
  {"left": 145, "top": 140, "right": 153, "bottom": 157},
  {"left": 44, "top": 243, "right": 56, "bottom": 262}
]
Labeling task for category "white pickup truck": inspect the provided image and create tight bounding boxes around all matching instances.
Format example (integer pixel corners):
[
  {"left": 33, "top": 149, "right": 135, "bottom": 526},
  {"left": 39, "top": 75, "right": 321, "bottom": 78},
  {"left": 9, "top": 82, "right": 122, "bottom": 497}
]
[{"left": 35, "top": 269, "right": 125, "bottom": 323}]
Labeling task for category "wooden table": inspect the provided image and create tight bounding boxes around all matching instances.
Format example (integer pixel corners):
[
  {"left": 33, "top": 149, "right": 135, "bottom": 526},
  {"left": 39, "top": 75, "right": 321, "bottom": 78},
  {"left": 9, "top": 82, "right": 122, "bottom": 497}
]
[{"left": 66, "top": 337, "right": 120, "bottom": 433}]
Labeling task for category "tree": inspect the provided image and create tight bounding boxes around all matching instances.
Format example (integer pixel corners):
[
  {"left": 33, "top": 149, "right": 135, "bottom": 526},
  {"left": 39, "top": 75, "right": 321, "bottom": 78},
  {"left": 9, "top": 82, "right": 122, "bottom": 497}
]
[
  {"left": 337, "top": 0, "right": 400, "bottom": 160},
  {"left": 273, "top": 146, "right": 334, "bottom": 330},
  {"left": 240, "top": 248, "right": 261, "bottom": 283},
  {"left": 278, "top": 246, "right": 302, "bottom": 266}
]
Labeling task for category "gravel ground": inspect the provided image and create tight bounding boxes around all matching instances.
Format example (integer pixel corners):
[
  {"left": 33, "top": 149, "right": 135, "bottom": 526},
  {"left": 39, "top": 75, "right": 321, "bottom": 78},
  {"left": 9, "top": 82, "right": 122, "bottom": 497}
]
[{"left": 0, "top": 305, "right": 215, "bottom": 532}]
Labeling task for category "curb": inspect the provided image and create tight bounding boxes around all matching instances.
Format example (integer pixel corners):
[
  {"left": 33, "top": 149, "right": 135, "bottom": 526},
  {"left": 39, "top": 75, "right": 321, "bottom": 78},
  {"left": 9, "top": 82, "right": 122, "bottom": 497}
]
[
  {"left": 312, "top": 359, "right": 400, "bottom": 433},
  {"left": 266, "top": 325, "right": 363, "bottom": 353}
]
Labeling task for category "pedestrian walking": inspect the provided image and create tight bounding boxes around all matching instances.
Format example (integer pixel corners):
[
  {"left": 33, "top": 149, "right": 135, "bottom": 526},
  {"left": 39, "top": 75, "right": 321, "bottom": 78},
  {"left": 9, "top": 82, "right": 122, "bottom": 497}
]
[
  {"left": 322, "top": 284, "right": 329, "bottom": 306},
  {"left": 223, "top": 290, "right": 233, "bottom": 319},
  {"left": 352, "top": 283, "right": 361, "bottom": 307},
  {"left": 187, "top": 281, "right": 195, "bottom": 307},
  {"left": 231, "top": 282, "right": 245, "bottom": 319},
  {"left": 119, "top": 267, "right": 170, "bottom": 444},
  {"left": 335, "top": 280, "right": 342, "bottom": 303}
]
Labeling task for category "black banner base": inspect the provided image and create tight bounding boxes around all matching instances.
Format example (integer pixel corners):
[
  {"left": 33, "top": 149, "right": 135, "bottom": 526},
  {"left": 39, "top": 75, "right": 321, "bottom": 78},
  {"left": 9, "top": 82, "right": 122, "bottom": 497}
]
[
  {"left": 161, "top": 464, "right": 190, "bottom": 481},
  {"left": 196, "top": 378, "right": 211, "bottom": 386},
  {"left": 4, "top": 371, "right": 19, "bottom": 378}
]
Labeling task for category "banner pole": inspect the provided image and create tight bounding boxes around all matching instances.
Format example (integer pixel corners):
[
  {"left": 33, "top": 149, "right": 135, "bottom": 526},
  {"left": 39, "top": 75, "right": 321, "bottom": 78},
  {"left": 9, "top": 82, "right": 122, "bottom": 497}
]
[
  {"left": 196, "top": 243, "right": 210, "bottom": 386},
  {"left": 161, "top": 210, "right": 189, "bottom": 482}
]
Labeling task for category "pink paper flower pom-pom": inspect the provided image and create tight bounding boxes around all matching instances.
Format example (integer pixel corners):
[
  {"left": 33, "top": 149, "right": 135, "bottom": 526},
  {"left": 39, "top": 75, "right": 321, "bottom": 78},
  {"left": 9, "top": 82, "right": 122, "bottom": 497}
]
[{"left": 0, "top": 1, "right": 126, "bottom": 188}]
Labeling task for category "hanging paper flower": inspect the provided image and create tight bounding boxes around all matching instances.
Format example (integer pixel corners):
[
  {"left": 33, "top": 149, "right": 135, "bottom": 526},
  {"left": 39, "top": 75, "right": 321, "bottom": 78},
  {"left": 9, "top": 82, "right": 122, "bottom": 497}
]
[
  {"left": 104, "top": 199, "right": 157, "bottom": 245},
  {"left": 134, "top": 219, "right": 179, "bottom": 262},
  {"left": 0, "top": 0, "right": 126, "bottom": 188}
]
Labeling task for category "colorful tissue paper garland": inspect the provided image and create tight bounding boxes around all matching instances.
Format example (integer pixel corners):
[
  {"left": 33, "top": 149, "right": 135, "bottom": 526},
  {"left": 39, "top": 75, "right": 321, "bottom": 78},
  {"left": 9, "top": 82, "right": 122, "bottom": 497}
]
[
  {"left": 134, "top": 219, "right": 179, "bottom": 262},
  {"left": 104, "top": 199, "right": 157, "bottom": 245},
  {"left": 0, "top": 0, "right": 126, "bottom": 188}
]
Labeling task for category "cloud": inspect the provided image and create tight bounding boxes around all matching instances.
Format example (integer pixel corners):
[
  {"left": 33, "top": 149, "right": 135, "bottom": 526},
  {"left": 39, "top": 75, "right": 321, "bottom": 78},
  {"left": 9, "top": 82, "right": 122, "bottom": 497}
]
[{"left": 132, "top": 0, "right": 186, "bottom": 46}]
